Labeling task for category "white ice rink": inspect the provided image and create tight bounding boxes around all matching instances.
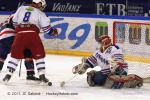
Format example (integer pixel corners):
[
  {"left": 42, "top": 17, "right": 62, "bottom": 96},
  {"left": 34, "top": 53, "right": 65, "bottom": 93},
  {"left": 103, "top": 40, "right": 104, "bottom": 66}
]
[{"left": 0, "top": 54, "right": 150, "bottom": 100}]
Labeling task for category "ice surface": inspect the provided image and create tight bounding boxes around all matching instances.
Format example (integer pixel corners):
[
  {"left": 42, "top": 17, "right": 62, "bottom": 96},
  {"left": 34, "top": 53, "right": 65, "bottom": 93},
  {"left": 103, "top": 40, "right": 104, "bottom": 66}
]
[{"left": 0, "top": 54, "right": 150, "bottom": 100}]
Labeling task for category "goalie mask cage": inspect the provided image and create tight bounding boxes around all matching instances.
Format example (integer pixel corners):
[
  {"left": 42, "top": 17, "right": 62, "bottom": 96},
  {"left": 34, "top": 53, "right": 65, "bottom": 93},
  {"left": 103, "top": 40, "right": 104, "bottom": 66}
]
[{"left": 113, "top": 21, "right": 150, "bottom": 81}]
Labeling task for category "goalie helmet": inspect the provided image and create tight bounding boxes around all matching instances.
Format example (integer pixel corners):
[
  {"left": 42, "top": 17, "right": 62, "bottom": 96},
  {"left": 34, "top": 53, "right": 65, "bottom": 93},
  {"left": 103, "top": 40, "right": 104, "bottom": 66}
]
[
  {"left": 32, "top": 0, "right": 46, "bottom": 10},
  {"left": 97, "top": 35, "right": 112, "bottom": 52}
]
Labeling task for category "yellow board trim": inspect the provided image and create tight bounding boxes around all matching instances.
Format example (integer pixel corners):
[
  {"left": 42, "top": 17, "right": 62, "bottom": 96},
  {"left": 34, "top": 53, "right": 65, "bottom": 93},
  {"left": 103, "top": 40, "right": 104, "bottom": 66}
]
[
  {"left": 45, "top": 49, "right": 150, "bottom": 63},
  {"left": 45, "top": 49, "right": 92, "bottom": 57},
  {"left": 124, "top": 56, "right": 150, "bottom": 63}
]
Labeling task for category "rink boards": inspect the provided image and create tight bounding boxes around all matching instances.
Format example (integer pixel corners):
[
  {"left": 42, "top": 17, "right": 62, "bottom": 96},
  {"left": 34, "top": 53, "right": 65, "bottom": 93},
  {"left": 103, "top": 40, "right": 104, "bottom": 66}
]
[{"left": 0, "top": 12, "right": 150, "bottom": 63}]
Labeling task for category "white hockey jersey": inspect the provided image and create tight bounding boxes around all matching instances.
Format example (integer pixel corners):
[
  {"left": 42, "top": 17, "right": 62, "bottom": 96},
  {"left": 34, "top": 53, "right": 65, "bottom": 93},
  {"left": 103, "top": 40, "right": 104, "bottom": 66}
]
[
  {"left": 12, "top": 5, "right": 51, "bottom": 33},
  {"left": 87, "top": 45, "right": 125, "bottom": 75}
]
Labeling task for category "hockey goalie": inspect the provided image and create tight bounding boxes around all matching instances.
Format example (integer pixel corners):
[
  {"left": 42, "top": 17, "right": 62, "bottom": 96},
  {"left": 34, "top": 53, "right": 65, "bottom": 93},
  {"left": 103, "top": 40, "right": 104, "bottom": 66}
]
[{"left": 72, "top": 35, "right": 143, "bottom": 89}]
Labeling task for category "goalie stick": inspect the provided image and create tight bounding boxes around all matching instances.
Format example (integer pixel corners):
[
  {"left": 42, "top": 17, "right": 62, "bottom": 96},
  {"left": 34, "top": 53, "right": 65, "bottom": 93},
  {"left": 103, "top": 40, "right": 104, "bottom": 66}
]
[
  {"left": 60, "top": 57, "right": 87, "bottom": 87},
  {"left": 142, "top": 77, "right": 150, "bottom": 83}
]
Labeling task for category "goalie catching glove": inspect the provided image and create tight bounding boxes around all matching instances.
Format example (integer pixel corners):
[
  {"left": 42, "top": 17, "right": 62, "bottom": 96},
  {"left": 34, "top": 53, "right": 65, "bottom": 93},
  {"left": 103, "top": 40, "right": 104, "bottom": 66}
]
[{"left": 72, "top": 57, "right": 90, "bottom": 75}]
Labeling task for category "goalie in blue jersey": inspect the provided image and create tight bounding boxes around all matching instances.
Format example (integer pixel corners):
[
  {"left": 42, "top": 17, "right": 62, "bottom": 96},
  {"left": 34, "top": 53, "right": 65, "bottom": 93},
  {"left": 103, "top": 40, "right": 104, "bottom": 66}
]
[{"left": 72, "top": 35, "right": 143, "bottom": 89}]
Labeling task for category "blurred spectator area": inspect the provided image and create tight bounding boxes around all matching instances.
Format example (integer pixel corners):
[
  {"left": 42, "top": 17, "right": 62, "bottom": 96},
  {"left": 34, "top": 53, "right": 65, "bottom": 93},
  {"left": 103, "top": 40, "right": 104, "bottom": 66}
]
[{"left": 0, "top": 0, "right": 31, "bottom": 11}]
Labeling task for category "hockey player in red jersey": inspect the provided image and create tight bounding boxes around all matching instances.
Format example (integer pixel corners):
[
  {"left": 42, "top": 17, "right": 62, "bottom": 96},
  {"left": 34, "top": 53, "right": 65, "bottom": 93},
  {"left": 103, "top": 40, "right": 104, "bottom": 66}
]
[
  {"left": 72, "top": 35, "right": 143, "bottom": 89},
  {"left": 0, "top": 15, "right": 39, "bottom": 81},
  {"left": 3, "top": 0, "right": 58, "bottom": 85}
]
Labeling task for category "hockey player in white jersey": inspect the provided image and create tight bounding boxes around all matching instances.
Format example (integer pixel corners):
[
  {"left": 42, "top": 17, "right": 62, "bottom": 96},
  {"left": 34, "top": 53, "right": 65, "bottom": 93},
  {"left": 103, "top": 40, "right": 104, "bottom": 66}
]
[
  {"left": 72, "top": 35, "right": 143, "bottom": 89},
  {"left": 3, "top": 0, "right": 58, "bottom": 85},
  {"left": 0, "top": 15, "right": 39, "bottom": 81}
]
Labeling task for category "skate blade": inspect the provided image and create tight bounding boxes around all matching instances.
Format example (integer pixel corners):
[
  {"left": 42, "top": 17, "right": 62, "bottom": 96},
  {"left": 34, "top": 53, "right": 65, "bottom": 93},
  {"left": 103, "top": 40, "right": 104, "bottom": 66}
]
[
  {"left": 3, "top": 80, "right": 9, "bottom": 85},
  {"left": 26, "top": 80, "right": 41, "bottom": 85},
  {"left": 39, "top": 82, "right": 48, "bottom": 86},
  {"left": 38, "top": 81, "right": 52, "bottom": 86}
]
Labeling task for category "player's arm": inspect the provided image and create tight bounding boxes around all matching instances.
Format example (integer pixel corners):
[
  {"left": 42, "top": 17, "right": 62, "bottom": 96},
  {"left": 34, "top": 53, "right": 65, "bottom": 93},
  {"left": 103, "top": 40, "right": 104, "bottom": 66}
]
[
  {"left": 0, "top": 15, "right": 14, "bottom": 31},
  {"left": 109, "top": 56, "right": 128, "bottom": 75},
  {"left": 109, "top": 46, "right": 128, "bottom": 75},
  {"left": 72, "top": 51, "right": 98, "bottom": 75},
  {"left": 113, "top": 62, "right": 128, "bottom": 75},
  {"left": 40, "top": 13, "right": 58, "bottom": 36},
  {"left": 0, "top": 18, "right": 9, "bottom": 28}
]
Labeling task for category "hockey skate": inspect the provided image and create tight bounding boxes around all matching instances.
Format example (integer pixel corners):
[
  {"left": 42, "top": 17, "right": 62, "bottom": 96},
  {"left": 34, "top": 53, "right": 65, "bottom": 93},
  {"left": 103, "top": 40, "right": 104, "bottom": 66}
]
[
  {"left": 39, "top": 74, "right": 49, "bottom": 82},
  {"left": 26, "top": 75, "right": 40, "bottom": 81},
  {"left": 3, "top": 74, "right": 11, "bottom": 83},
  {"left": 39, "top": 74, "right": 52, "bottom": 86}
]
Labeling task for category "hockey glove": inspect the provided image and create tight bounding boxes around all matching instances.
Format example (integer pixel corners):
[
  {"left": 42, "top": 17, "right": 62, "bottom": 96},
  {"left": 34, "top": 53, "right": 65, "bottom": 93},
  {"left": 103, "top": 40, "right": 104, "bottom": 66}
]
[
  {"left": 48, "top": 28, "right": 58, "bottom": 36},
  {"left": 72, "top": 57, "right": 89, "bottom": 75}
]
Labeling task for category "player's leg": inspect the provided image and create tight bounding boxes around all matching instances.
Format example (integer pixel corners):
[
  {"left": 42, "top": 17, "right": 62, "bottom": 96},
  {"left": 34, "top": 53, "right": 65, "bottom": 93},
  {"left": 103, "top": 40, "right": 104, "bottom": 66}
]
[
  {"left": 34, "top": 58, "right": 49, "bottom": 83},
  {"left": 30, "top": 35, "right": 49, "bottom": 83},
  {"left": 0, "top": 37, "right": 14, "bottom": 72},
  {"left": 3, "top": 57, "right": 20, "bottom": 82},
  {"left": 0, "top": 44, "right": 6, "bottom": 72},
  {"left": 87, "top": 70, "right": 108, "bottom": 86},
  {"left": 104, "top": 74, "right": 143, "bottom": 89},
  {"left": 0, "top": 59, "right": 4, "bottom": 72},
  {"left": 24, "top": 48, "right": 39, "bottom": 81},
  {"left": 3, "top": 36, "right": 24, "bottom": 82}
]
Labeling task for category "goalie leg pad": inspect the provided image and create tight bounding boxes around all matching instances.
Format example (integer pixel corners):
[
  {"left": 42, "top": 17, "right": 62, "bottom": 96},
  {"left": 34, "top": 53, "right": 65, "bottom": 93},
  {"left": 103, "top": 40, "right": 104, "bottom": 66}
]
[
  {"left": 87, "top": 70, "right": 96, "bottom": 86},
  {"left": 87, "top": 70, "right": 108, "bottom": 86},
  {"left": 123, "top": 74, "right": 143, "bottom": 88},
  {"left": 104, "top": 77, "right": 124, "bottom": 89},
  {"left": 104, "top": 74, "right": 143, "bottom": 89}
]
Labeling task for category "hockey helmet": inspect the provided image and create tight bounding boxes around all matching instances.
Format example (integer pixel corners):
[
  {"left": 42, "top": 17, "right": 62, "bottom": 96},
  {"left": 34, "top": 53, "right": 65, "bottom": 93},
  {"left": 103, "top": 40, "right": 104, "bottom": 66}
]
[
  {"left": 97, "top": 35, "right": 112, "bottom": 47},
  {"left": 32, "top": 0, "right": 46, "bottom": 10}
]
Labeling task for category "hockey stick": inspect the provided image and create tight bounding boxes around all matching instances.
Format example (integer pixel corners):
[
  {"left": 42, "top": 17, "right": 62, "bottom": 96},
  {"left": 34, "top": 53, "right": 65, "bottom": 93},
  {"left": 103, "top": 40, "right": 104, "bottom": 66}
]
[
  {"left": 60, "top": 57, "right": 86, "bottom": 87},
  {"left": 19, "top": 60, "right": 22, "bottom": 77},
  {"left": 142, "top": 77, "right": 150, "bottom": 83},
  {"left": 17, "top": 1, "right": 26, "bottom": 9},
  {"left": 60, "top": 74, "right": 78, "bottom": 87}
]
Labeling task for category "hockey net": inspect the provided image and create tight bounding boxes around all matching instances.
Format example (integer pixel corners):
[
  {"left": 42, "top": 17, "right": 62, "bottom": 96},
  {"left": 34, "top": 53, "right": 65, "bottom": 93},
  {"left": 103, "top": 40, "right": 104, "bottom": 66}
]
[{"left": 113, "top": 21, "right": 150, "bottom": 82}]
